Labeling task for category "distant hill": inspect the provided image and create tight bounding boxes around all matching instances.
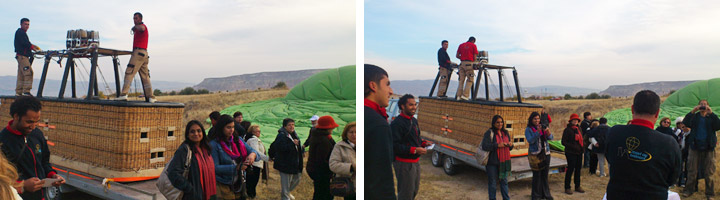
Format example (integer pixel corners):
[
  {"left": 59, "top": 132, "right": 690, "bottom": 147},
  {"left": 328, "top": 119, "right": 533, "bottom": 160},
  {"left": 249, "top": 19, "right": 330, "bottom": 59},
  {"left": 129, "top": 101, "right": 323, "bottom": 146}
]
[
  {"left": 193, "top": 69, "right": 326, "bottom": 92},
  {"left": 599, "top": 80, "right": 697, "bottom": 97},
  {"left": 390, "top": 79, "right": 599, "bottom": 98},
  {"left": 0, "top": 75, "right": 193, "bottom": 96}
]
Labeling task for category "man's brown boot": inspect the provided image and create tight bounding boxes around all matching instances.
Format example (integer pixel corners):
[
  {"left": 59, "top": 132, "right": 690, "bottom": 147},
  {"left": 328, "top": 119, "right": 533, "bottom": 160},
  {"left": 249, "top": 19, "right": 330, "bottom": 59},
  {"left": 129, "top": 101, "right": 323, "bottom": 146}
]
[
  {"left": 565, "top": 188, "right": 573, "bottom": 194},
  {"left": 575, "top": 186, "right": 585, "bottom": 193}
]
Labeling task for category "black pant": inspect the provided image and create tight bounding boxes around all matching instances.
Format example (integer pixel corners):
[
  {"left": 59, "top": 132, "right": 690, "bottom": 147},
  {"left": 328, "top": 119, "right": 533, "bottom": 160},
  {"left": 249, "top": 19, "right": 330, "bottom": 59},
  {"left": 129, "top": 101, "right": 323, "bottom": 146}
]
[
  {"left": 246, "top": 166, "right": 262, "bottom": 198},
  {"left": 308, "top": 170, "right": 333, "bottom": 200},
  {"left": 565, "top": 153, "right": 582, "bottom": 189},
  {"left": 679, "top": 147, "right": 688, "bottom": 185},
  {"left": 589, "top": 151, "right": 598, "bottom": 174},
  {"left": 532, "top": 155, "right": 553, "bottom": 200}
]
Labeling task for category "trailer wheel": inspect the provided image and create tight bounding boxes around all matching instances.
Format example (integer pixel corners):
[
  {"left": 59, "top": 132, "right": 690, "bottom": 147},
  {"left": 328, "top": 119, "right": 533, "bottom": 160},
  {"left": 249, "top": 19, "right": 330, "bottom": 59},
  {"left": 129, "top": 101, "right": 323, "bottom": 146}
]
[
  {"left": 431, "top": 151, "right": 443, "bottom": 167},
  {"left": 45, "top": 186, "right": 62, "bottom": 200},
  {"left": 443, "top": 156, "right": 457, "bottom": 175}
]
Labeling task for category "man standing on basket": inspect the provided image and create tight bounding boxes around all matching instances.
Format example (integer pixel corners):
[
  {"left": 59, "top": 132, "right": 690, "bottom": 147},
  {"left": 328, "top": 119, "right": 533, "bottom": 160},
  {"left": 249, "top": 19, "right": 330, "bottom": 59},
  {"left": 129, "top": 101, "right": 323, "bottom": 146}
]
[
  {"left": 455, "top": 36, "right": 479, "bottom": 100},
  {"left": 115, "top": 12, "right": 156, "bottom": 103}
]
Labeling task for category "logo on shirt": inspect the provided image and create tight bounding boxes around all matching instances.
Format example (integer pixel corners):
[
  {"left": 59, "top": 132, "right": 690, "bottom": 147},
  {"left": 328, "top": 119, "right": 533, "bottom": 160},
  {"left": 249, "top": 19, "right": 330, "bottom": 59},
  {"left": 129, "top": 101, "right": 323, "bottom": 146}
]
[
  {"left": 624, "top": 137, "right": 651, "bottom": 162},
  {"left": 35, "top": 144, "right": 41, "bottom": 153}
]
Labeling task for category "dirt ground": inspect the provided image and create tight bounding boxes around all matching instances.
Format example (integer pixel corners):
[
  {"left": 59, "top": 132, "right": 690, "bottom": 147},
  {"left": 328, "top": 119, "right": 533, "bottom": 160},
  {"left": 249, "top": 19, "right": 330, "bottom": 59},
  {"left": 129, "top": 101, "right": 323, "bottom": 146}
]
[{"left": 415, "top": 152, "right": 715, "bottom": 200}]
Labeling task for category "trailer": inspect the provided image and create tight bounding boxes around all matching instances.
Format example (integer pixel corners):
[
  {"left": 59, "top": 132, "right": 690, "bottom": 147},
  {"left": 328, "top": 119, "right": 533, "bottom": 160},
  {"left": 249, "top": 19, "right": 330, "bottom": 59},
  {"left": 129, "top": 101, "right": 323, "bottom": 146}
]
[{"left": 417, "top": 55, "right": 566, "bottom": 181}]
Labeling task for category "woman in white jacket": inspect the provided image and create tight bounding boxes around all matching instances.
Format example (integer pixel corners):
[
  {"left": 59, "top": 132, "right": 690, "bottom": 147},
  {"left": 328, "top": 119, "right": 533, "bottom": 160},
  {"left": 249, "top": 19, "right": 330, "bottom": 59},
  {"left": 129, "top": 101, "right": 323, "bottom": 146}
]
[
  {"left": 245, "top": 125, "right": 270, "bottom": 199},
  {"left": 330, "top": 122, "right": 356, "bottom": 200}
]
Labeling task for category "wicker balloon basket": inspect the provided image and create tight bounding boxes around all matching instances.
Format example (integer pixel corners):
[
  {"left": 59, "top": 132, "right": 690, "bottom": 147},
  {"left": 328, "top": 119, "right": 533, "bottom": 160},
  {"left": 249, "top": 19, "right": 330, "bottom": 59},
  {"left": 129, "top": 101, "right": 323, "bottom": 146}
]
[
  {"left": 0, "top": 97, "right": 184, "bottom": 178},
  {"left": 417, "top": 97, "right": 542, "bottom": 154}
]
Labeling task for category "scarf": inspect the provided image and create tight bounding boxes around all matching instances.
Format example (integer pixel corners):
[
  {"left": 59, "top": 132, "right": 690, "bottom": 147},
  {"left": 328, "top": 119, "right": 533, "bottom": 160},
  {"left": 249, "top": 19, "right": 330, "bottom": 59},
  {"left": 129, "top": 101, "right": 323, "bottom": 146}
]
[
  {"left": 220, "top": 136, "right": 248, "bottom": 161},
  {"left": 495, "top": 130, "right": 512, "bottom": 179},
  {"left": 531, "top": 126, "right": 547, "bottom": 153},
  {"left": 572, "top": 125, "right": 583, "bottom": 148},
  {"left": 364, "top": 98, "right": 388, "bottom": 119},
  {"left": 194, "top": 145, "right": 216, "bottom": 200}
]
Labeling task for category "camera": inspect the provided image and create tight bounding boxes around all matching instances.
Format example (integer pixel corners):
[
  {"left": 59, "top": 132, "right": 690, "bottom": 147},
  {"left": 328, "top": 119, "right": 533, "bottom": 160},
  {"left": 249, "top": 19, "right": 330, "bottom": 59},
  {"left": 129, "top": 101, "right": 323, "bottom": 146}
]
[{"left": 700, "top": 106, "right": 707, "bottom": 110}]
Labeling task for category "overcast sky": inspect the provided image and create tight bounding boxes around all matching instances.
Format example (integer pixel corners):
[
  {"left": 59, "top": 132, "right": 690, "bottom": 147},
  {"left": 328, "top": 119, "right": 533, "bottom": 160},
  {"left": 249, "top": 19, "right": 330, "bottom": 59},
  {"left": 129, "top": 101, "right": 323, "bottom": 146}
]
[
  {"left": 1, "top": 0, "right": 355, "bottom": 84},
  {"left": 365, "top": 0, "right": 720, "bottom": 90}
]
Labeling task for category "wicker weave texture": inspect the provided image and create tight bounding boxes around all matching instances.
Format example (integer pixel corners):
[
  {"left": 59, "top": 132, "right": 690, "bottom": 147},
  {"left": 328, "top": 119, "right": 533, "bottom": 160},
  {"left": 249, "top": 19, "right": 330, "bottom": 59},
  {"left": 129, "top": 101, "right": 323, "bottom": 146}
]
[
  {"left": 417, "top": 97, "right": 541, "bottom": 150},
  {"left": 0, "top": 98, "right": 184, "bottom": 174}
]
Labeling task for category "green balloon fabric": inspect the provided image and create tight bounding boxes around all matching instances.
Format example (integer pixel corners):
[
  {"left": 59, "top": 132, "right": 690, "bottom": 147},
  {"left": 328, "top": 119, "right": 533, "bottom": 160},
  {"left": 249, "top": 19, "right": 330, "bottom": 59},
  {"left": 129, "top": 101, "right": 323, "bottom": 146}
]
[
  {"left": 604, "top": 78, "right": 720, "bottom": 127},
  {"left": 665, "top": 78, "right": 720, "bottom": 107},
  {"left": 286, "top": 65, "right": 356, "bottom": 101},
  {"left": 209, "top": 65, "right": 357, "bottom": 148}
]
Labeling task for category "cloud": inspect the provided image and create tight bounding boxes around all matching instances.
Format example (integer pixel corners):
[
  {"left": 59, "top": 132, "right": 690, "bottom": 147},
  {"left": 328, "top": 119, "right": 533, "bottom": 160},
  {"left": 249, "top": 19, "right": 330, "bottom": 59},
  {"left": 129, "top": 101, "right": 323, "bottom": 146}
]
[
  {"left": 365, "top": 0, "right": 720, "bottom": 89},
  {"left": 1, "top": 0, "right": 355, "bottom": 84}
]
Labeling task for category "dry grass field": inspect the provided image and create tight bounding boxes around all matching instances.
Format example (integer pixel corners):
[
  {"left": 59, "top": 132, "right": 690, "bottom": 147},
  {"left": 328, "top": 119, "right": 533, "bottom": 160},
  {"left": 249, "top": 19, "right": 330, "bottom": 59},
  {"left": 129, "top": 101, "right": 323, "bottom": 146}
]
[
  {"left": 414, "top": 97, "right": 718, "bottom": 200},
  {"left": 156, "top": 89, "right": 288, "bottom": 128}
]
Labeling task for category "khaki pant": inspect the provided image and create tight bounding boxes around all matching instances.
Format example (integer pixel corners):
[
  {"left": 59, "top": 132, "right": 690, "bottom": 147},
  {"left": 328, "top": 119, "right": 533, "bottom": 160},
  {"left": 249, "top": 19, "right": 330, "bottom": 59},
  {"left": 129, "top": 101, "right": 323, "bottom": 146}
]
[
  {"left": 121, "top": 49, "right": 154, "bottom": 98},
  {"left": 456, "top": 61, "right": 476, "bottom": 98},
  {"left": 16, "top": 55, "right": 33, "bottom": 95},
  {"left": 685, "top": 149, "right": 715, "bottom": 196},
  {"left": 437, "top": 67, "right": 451, "bottom": 96}
]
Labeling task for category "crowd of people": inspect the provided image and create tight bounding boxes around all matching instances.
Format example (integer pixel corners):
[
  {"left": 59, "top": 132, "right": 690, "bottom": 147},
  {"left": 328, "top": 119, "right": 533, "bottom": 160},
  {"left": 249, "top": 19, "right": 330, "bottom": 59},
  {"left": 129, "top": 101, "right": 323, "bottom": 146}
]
[
  {"left": 0, "top": 95, "right": 355, "bottom": 200},
  {"left": 365, "top": 64, "right": 719, "bottom": 200},
  {"left": 165, "top": 111, "right": 357, "bottom": 200}
]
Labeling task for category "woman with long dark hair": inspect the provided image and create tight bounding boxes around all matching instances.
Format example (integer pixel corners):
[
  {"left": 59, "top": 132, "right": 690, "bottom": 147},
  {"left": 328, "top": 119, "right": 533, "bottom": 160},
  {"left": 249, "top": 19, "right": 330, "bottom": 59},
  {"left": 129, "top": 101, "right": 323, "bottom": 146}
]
[
  {"left": 481, "top": 115, "right": 513, "bottom": 200},
  {"left": 210, "top": 115, "right": 258, "bottom": 200},
  {"left": 167, "top": 120, "right": 217, "bottom": 200},
  {"left": 525, "top": 112, "right": 553, "bottom": 200}
]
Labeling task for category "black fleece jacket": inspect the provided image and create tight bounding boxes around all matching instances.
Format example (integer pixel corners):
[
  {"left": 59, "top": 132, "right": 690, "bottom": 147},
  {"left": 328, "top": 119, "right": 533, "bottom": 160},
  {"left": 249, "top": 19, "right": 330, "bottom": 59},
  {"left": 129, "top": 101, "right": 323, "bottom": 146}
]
[{"left": 364, "top": 106, "right": 396, "bottom": 200}]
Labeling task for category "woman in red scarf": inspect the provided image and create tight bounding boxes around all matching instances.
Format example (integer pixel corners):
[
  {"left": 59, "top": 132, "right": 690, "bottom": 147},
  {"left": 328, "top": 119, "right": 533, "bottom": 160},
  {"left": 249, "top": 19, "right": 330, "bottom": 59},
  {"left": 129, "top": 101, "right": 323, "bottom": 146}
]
[
  {"left": 481, "top": 115, "right": 513, "bottom": 200},
  {"left": 210, "top": 115, "right": 258, "bottom": 200},
  {"left": 561, "top": 113, "right": 585, "bottom": 195},
  {"left": 167, "top": 120, "right": 217, "bottom": 200}
]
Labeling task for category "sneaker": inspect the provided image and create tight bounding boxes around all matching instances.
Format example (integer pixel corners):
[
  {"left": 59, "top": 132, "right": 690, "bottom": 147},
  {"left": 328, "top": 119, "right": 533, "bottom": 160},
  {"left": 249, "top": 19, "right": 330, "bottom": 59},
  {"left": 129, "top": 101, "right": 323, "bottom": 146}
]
[
  {"left": 149, "top": 98, "right": 157, "bottom": 103},
  {"left": 289, "top": 194, "right": 295, "bottom": 200},
  {"left": 438, "top": 95, "right": 448, "bottom": 98},
  {"left": 599, "top": 173, "right": 607, "bottom": 177},
  {"left": 683, "top": 191, "right": 693, "bottom": 197},
  {"left": 460, "top": 96, "right": 470, "bottom": 100},
  {"left": 22, "top": 92, "right": 33, "bottom": 96},
  {"left": 565, "top": 188, "right": 573, "bottom": 194},
  {"left": 575, "top": 187, "right": 585, "bottom": 193},
  {"left": 113, "top": 95, "right": 128, "bottom": 101}
]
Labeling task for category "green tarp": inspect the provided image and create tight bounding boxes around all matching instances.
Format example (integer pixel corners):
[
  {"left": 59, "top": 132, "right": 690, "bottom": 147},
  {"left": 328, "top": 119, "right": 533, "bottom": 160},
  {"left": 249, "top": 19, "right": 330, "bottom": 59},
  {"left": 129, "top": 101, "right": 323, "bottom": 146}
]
[
  {"left": 605, "top": 78, "right": 720, "bottom": 127},
  {"left": 210, "top": 65, "right": 356, "bottom": 148},
  {"left": 286, "top": 65, "right": 356, "bottom": 101}
]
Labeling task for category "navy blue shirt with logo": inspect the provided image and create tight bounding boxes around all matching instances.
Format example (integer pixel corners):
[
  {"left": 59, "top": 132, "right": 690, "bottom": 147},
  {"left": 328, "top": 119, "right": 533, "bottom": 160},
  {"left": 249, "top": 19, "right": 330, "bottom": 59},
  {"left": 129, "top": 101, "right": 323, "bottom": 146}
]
[{"left": 604, "top": 119, "right": 681, "bottom": 200}]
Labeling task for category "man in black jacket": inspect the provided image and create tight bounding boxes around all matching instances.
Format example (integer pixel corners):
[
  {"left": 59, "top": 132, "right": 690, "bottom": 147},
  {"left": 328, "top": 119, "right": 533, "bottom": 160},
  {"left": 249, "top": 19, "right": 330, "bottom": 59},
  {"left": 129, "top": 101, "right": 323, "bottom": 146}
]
[
  {"left": 14, "top": 18, "right": 40, "bottom": 96},
  {"left": 364, "top": 64, "right": 396, "bottom": 200},
  {"left": 436, "top": 40, "right": 456, "bottom": 98},
  {"left": 391, "top": 94, "right": 433, "bottom": 200},
  {"left": 605, "top": 90, "right": 681, "bottom": 199},
  {"left": 588, "top": 117, "right": 609, "bottom": 177},
  {"left": 580, "top": 112, "right": 593, "bottom": 168},
  {"left": 271, "top": 118, "right": 304, "bottom": 200},
  {"left": 682, "top": 99, "right": 720, "bottom": 198},
  {"left": 0, "top": 96, "right": 65, "bottom": 200}
]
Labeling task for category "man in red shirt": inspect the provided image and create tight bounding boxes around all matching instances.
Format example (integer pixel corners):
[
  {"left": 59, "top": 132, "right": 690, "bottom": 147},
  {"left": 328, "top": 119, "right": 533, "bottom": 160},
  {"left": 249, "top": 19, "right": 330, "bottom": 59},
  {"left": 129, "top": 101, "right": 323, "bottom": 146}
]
[
  {"left": 455, "top": 37, "right": 479, "bottom": 100},
  {"left": 115, "top": 12, "right": 155, "bottom": 103}
]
